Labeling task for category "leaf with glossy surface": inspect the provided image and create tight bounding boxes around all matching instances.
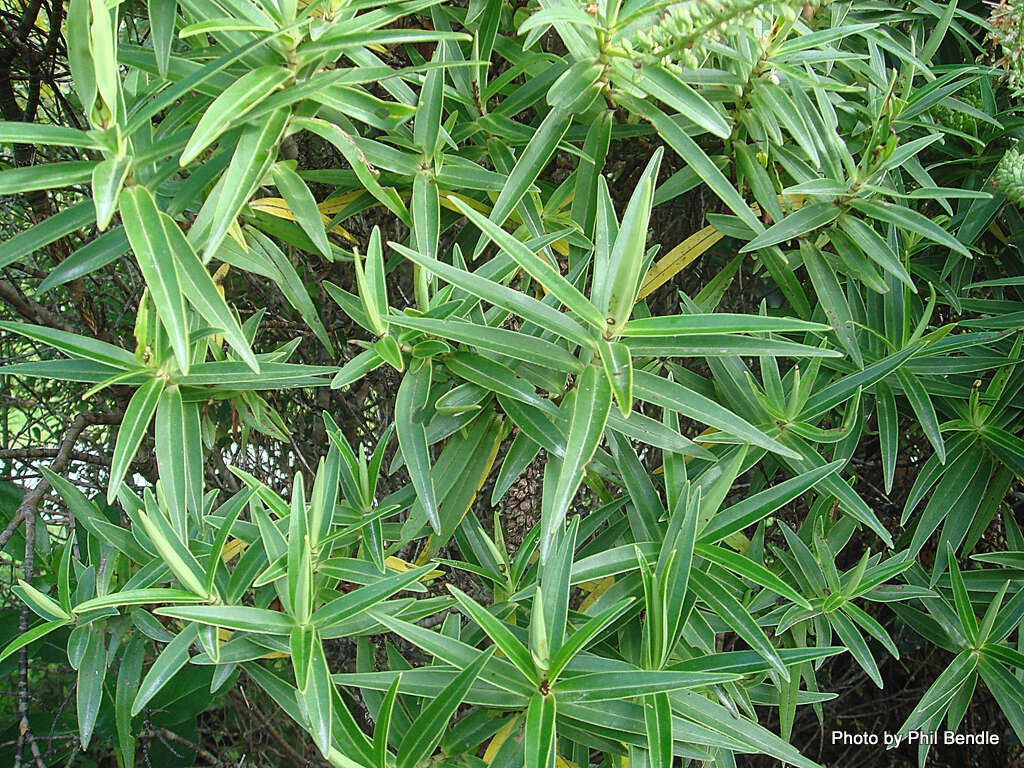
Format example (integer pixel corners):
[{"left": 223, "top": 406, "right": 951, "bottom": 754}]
[
  {"left": 524, "top": 694, "right": 556, "bottom": 768},
  {"left": 181, "top": 66, "right": 292, "bottom": 165},
  {"left": 543, "top": 367, "right": 611, "bottom": 562},
  {"left": 396, "top": 361, "right": 438, "bottom": 532},
  {"left": 76, "top": 625, "right": 107, "bottom": 748},
  {"left": 154, "top": 605, "right": 294, "bottom": 635},
  {"left": 645, "top": 692, "right": 673, "bottom": 768},
  {"left": 132, "top": 623, "right": 199, "bottom": 716},
  {"left": 109, "top": 378, "right": 165, "bottom": 503},
  {"left": 448, "top": 196, "right": 606, "bottom": 331},
  {"left": 0, "top": 618, "right": 71, "bottom": 662},
  {"left": 690, "top": 569, "right": 789, "bottom": 682},
  {"left": 119, "top": 186, "right": 191, "bottom": 373},
  {"left": 449, "top": 585, "right": 536, "bottom": 683},
  {"left": 396, "top": 647, "right": 496, "bottom": 768},
  {"left": 633, "top": 370, "right": 798, "bottom": 459}
]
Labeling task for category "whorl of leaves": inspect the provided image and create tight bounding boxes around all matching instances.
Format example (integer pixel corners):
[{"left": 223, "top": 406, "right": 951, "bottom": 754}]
[{"left": 0, "top": 0, "right": 1022, "bottom": 767}]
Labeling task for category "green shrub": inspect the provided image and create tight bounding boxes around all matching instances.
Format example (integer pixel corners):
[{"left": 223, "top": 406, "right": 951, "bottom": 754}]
[{"left": 0, "top": 0, "right": 1022, "bottom": 765}]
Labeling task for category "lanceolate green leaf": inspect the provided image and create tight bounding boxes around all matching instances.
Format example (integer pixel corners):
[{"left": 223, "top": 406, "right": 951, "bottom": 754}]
[
  {"left": 645, "top": 692, "right": 673, "bottom": 768},
  {"left": 637, "top": 66, "right": 731, "bottom": 138},
  {"left": 553, "top": 669, "right": 741, "bottom": 700},
  {"left": 0, "top": 121, "right": 103, "bottom": 148},
  {"left": 181, "top": 66, "right": 292, "bottom": 165},
  {"left": 148, "top": 0, "right": 177, "bottom": 75},
  {"left": 619, "top": 98, "right": 762, "bottom": 232},
  {"left": 600, "top": 339, "right": 633, "bottom": 417},
  {"left": 606, "top": 150, "right": 660, "bottom": 331},
  {"left": 136, "top": 489, "right": 210, "bottom": 596},
  {"left": 272, "top": 161, "right": 332, "bottom": 259},
  {"left": 387, "top": 314, "right": 582, "bottom": 372},
  {"left": 850, "top": 198, "right": 970, "bottom": 257},
  {"left": 445, "top": 352, "right": 557, "bottom": 414},
  {"left": 76, "top": 625, "right": 107, "bottom": 749},
  {"left": 0, "top": 321, "right": 138, "bottom": 369},
  {"left": 0, "top": 161, "right": 94, "bottom": 195},
  {"left": 0, "top": 199, "right": 96, "bottom": 270},
  {"left": 312, "top": 565, "right": 435, "bottom": 632},
  {"left": 525, "top": 694, "right": 556, "bottom": 768},
  {"left": 633, "top": 370, "right": 798, "bottom": 459},
  {"left": 447, "top": 196, "right": 607, "bottom": 331},
  {"left": 161, "top": 213, "right": 260, "bottom": 372},
  {"left": 690, "top": 569, "right": 790, "bottom": 682},
  {"left": 389, "top": 242, "right": 592, "bottom": 346},
  {"left": 699, "top": 461, "right": 843, "bottom": 544},
  {"left": 0, "top": 618, "right": 71, "bottom": 661},
  {"left": 374, "top": 674, "right": 401, "bottom": 768},
  {"left": 740, "top": 203, "right": 841, "bottom": 252},
  {"left": 201, "top": 108, "right": 290, "bottom": 260},
  {"left": 92, "top": 155, "right": 131, "bottom": 231},
  {"left": 543, "top": 366, "right": 611, "bottom": 562},
  {"left": 72, "top": 589, "right": 208, "bottom": 613},
  {"left": 302, "top": 636, "right": 334, "bottom": 756},
  {"left": 119, "top": 186, "right": 192, "bottom": 373},
  {"left": 620, "top": 314, "right": 828, "bottom": 337},
  {"left": 154, "top": 605, "right": 294, "bottom": 634},
  {"left": 108, "top": 377, "right": 165, "bottom": 504},
  {"left": 449, "top": 586, "right": 537, "bottom": 683},
  {"left": 396, "top": 361, "right": 439, "bottom": 533},
  {"left": 488, "top": 107, "right": 571, "bottom": 228},
  {"left": 155, "top": 385, "right": 190, "bottom": 532},
  {"left": 694, "top": 543, "right": 811, "bottom": 609},
  {"left": 395, "top": 647, "right": 496, "bottom": 768},
  {"left": 799, "top": 241, "right": 863, "bottom": 367},
  {"left": 132, "top": 623, "right": 200, "bottom": 716},
  {"left": 115, "top": 636, "right": 144, "bottom": 767}
]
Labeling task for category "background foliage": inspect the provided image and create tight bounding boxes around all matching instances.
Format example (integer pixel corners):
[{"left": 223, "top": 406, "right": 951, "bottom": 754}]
[{"left": 1, "top": 0, "right": 1023, "bottom": 766}]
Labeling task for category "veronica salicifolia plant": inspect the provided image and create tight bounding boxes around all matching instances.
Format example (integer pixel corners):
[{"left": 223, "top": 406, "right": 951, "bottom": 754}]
[{"left": 0, "top": 0, "right": 1021, "bottom": 765}]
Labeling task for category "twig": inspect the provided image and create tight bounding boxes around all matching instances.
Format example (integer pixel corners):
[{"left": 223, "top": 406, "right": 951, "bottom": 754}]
[
  {"left": 18, "top": 494, "right": 47, "bottom": 768},
  {"left": 0, "top": 279, "right": 76, "bottom": 333},
  {"left": 8, "top": 410, "right": 119, "bottom": 767},
  {"left": 230, "top": 688, "right": 311, "bottom": 766},
  {"left": 142, "top": 727, "right": 221, "bottom": 767}
]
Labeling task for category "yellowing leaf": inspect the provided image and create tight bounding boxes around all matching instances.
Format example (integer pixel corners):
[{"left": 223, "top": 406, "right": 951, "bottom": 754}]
[
  {"left": 414, "top": 543, "right": 434, "bottom": 567},
  {"left": 250, "top": 197, "right": 358, "bottom": 243},
  {"left": 635, "top": 194, "right": 807, "bottom": 301},
  {"left": 221, "top": 538, "right": 248, "bottom": 562},
  {"left": 637, "top": 225, "right": 722, "bottom": 301},
  {"left": 483, "top": 717, "right": 519, "bottom": 763},
  {"left": 724, "top": 530, "right": 751, "bottom": 554},
  {"left": 212, "top": 263, "right": 230, "bottom": 285},
  {"left": 385, "top": 555, "right": 443, "bottom": 581},
  {"left": 579, "top": 575, "right": 614, "bottom": 612},
  {"left": 317, "top": 191, "right": 364, "bottom": 215},
  {"left": 228, "top": 218, "right": 248, "bottom": 251},
  {"left": 453, "top": 423, "right": 502, "bottom": 526},
  {"left": 249, "top": 198, "right": 294, "bottom": 218},
  {"left": 693, "top": 426, "right": 719, "bottom": 446}
]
